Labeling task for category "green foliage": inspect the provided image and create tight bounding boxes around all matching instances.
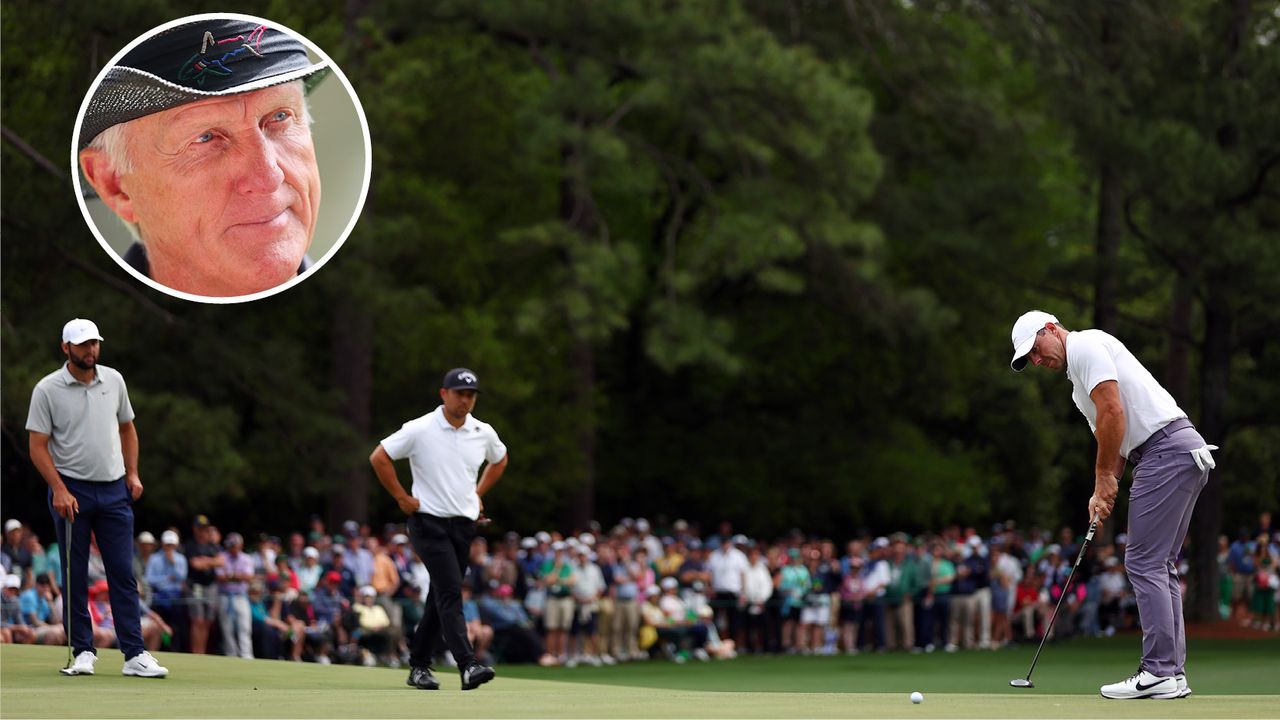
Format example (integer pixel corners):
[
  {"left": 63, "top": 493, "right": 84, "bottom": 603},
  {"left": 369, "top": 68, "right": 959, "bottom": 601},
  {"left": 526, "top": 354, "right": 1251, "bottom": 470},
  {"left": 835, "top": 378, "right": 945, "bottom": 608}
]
[{"left": 2, "top": 0, "right": 1276, "bottom": 542}]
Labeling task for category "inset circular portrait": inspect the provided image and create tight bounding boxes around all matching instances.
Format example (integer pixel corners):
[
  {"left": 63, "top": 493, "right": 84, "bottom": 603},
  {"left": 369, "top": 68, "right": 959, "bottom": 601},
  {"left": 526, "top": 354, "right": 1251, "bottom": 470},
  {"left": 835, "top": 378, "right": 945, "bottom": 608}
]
[{"left": 71, "top": 13, "right": 371, "bottom": 303}]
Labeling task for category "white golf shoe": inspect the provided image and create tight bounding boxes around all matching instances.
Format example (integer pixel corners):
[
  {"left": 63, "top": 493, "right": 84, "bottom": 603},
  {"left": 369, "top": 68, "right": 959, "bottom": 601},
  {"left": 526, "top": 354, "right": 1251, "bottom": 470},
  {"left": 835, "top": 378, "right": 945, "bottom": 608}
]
[
  {"left": 122, "top": 651, "right": 169, "bottom": 678},
  {"left": 62, "top": 650, "right": 97, "bottom": 675},
  {"left": 1100, "top": 669, "right": 1178, "bottom": 699},
  {"left": 1174, "top": 674, "right": 1192, "bottom": 698}
]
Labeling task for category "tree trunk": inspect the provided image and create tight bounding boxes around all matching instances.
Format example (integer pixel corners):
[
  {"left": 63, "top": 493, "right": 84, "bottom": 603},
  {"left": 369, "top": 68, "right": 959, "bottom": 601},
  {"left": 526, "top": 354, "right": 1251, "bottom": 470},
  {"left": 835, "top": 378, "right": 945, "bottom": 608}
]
[
  {"left": 1165, "top": 273, "right": 1193, "bottom": 405},
  {"left": 1094, "top": 162, "right": 1122, "bottom": 333},
  {"left": 331, "top": 299, "right": 373, "bottom": 529},
  {"left": 329, "top": 3, "right": 374, "bottom": 530},
  {"left": 561, "top": 136, "right": 598, "bottom": 530},
  {"left": 1187, "top": 288, "right": 1231, "bottom": 622}
]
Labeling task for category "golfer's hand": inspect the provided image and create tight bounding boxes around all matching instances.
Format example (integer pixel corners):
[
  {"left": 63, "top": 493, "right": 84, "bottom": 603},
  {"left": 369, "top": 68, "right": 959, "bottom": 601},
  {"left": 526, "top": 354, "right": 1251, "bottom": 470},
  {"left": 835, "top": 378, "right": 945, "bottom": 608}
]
[
  {"left": 1094, "top": 472, "right": 1118, "bottom": 505},
  {"left": 1088, "top": 493, "right": 1112, "bottom": 521},
  {"left": 52, "top": 488, "right": 78, "bottom": 521},
  {"left": 126, "top": 473, "right": 144, "bottom": 501},
  {"left": 397, "top": 495, "right": 421, "bottom": 514}
]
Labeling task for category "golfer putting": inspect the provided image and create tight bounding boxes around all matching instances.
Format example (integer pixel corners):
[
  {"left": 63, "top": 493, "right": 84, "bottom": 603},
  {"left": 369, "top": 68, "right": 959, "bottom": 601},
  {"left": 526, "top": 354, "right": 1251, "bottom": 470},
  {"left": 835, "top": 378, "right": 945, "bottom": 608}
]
[{"left": 1009, "top": 311, "right": 1217, "bottom": 699}]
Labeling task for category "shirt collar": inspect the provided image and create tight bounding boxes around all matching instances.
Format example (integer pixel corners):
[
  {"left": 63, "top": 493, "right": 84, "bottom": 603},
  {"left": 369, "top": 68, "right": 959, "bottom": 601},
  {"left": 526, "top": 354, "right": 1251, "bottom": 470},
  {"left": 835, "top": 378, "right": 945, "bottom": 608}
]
[{"left": 58, "top": 363, "right": 101, "bottom": 387}]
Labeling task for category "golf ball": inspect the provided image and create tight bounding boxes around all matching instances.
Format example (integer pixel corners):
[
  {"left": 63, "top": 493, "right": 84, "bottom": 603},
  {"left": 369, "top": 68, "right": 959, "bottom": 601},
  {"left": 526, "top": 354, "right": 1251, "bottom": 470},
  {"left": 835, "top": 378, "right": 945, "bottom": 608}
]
[{"left": 910, "top": 691, "right": 924, "bottom": 704}]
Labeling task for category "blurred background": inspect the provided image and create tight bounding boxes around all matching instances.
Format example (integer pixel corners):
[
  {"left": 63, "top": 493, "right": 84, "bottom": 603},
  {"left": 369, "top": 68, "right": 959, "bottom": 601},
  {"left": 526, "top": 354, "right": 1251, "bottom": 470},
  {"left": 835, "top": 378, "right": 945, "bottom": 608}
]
[{"left": 3, "top": 0, "right": 1278, "bottom": 625}]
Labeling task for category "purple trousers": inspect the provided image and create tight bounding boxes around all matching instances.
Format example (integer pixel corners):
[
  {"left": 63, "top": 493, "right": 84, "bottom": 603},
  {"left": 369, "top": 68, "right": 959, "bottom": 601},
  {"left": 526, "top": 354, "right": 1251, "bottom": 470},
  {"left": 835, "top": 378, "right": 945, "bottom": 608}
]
[{"left": 1125, "top": 417, "right": 1209, "bottom": 677}]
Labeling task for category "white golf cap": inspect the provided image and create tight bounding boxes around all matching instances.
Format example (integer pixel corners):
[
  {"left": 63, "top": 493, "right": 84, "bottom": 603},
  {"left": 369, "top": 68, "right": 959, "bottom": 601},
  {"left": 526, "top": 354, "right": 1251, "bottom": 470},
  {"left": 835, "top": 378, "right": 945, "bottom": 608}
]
[
  {"left": 660, "top": 576, "right": 678, "bottom": 590},
  {"left": 303, "top": 546, "right": 320, "bottom": 559},
  {"left": 161, "top": 530, "right": 180, "bottom": 546},
  {"left": 62, "top": 318, "right": 104, "bottom": 345},
  {"left": 391, "top": 534, "right": 408, "bottom": 545},
  {"left": 4, "top": 574, "right": 20, "bottom": 589},
  {"left": 1010, "top": 310, "right": 1059, "bottom": 371},
  {"left": 3, "top": 519, "right": 20, "bottom": 533},
  {"left": 136, "top": 531, "right": 157, "bottom": 545}
]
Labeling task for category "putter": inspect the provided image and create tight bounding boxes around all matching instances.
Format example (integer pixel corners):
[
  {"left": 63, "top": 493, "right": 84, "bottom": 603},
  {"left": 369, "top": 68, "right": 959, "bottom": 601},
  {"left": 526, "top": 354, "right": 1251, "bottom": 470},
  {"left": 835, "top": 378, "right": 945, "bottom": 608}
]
[
  {"left": 59, "top": 515, "right": 76, "bottom": 675},
  {"left": 1009, "top": 514, "right": 1100, "bottom": 689}
]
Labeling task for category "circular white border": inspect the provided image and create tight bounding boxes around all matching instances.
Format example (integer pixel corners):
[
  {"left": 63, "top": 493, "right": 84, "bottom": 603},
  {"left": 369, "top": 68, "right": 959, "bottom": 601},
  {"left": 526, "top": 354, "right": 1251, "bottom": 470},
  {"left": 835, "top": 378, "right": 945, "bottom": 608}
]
[{"left": 70, "top": 12, "right": 373, "bottom": 305}]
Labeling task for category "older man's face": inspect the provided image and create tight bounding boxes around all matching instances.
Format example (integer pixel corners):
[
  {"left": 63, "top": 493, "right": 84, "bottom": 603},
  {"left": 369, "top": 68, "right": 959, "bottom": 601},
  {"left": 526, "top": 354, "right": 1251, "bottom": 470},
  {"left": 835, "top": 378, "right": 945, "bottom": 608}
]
[{"left": 104, "top": 83, "right": 320, "bottom": 296}]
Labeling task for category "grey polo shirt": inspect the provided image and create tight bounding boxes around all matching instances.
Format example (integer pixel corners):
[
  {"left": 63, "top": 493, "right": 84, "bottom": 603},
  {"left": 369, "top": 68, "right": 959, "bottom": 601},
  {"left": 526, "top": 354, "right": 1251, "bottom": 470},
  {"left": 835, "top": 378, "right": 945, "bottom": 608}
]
[{"left": 26, "top": 363, "right": 134, "bottom": 481}]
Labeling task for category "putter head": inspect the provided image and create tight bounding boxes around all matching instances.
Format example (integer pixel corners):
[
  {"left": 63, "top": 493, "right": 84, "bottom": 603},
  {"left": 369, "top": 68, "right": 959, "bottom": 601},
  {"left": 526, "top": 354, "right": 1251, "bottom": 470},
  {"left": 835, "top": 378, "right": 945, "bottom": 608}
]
[{"left": 1009, "top": 678, "right": 1034, "bottom": 688}]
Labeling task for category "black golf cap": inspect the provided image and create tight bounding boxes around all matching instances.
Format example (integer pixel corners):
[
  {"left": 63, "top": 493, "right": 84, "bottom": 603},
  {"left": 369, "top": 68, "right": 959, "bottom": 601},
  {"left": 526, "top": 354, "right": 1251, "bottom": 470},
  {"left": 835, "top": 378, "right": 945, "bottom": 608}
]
[
  {"left": 79, "top": 17, "right": 328, "bottom": 149},
  {"left": 442, "top": 368, "right": 481, "bottom": 392}
]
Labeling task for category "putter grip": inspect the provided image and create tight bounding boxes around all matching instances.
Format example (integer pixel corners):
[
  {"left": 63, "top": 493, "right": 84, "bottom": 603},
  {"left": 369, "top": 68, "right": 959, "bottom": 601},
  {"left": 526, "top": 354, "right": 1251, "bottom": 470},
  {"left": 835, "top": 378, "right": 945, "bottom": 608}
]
[{"left": 1073, "top": 516, "right": 1100, "bottom": 567}]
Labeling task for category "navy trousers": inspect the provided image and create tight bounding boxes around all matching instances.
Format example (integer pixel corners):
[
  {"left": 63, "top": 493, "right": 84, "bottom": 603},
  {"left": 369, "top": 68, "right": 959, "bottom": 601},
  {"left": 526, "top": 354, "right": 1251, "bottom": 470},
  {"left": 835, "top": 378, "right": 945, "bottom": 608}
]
[{"left": 48, "top": 476, "right": 145, "bottom": 660}]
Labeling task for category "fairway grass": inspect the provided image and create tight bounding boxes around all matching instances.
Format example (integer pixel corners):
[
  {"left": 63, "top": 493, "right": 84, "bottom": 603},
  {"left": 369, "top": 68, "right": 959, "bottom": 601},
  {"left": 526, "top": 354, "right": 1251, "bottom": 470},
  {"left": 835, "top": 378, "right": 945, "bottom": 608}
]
[{"left": 2, "top": 637, "right": 1277, "bottom": 718}]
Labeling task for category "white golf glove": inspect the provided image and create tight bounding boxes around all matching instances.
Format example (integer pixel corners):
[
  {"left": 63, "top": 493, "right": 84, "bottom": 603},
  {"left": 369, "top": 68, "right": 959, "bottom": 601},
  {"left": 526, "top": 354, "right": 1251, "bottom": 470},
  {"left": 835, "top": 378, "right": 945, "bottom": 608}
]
[{"left": 1190, "top": 445, "right": 1219, "bottom": 472}]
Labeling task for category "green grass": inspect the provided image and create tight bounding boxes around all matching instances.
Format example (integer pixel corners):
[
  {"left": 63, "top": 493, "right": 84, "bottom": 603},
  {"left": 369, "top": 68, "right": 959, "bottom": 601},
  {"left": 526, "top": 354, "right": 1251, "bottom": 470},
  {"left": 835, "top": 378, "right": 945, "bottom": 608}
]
[{"left": 2, "top": 636, "right": 1277, "bottom": 718}]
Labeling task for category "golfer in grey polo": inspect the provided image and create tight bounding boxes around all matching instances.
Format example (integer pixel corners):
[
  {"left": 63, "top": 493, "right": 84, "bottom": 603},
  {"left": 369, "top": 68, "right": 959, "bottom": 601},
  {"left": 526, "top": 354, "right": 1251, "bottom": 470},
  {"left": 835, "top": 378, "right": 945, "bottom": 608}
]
[
  {"left": 1010, "top": 311, "right": 1216, "bottom": 700},
  {"left": 26, "top": 318, "right": 168, "bottom": 678}
]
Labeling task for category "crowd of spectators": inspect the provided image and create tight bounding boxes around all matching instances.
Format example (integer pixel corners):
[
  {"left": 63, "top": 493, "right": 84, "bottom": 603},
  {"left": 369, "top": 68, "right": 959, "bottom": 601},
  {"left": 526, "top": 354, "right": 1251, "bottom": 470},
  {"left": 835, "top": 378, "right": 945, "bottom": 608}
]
[{"left": 3, "top": 512, "right": 1277, "bottom": 665}]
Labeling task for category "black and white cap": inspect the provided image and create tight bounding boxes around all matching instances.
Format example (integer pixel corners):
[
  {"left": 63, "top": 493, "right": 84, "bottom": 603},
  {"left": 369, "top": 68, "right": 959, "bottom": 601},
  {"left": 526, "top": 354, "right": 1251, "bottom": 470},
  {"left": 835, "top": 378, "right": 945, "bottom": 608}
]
[
  {"left": 442, "top": 367, "right": 481, "bottom": 392},
  {"left": 79, "top": 17, "right": 328, "bottom": 149}
]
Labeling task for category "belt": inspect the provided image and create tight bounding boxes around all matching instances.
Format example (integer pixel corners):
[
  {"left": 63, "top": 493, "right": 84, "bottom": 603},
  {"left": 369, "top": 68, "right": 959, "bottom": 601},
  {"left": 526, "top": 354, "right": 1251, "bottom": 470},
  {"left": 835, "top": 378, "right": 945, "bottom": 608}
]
[
  {"left": 1128, "top": 417, "right": 1193, "bottom": 465},
  {"left": 419, "top": 513, "right": 476, "bottom": 525}
]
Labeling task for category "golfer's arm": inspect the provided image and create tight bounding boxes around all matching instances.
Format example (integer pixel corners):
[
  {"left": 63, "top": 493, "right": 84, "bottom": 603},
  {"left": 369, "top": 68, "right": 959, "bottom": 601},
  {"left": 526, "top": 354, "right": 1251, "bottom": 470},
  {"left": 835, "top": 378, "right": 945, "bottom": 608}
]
[
  {"left": 1090, "top": 381, "right": 1126, "bottom": 478},
  {"left": 369, "top": 445, "right": 412, "bottom": 504},
  {"left": 119, "top": 421, "right": 139, "bottom": 477},
  {"left": 476, "top": 454, "right": 509, "bottom": 498},
  {"left": 28, "top": 432, "right": 68, "bottom": 495}
]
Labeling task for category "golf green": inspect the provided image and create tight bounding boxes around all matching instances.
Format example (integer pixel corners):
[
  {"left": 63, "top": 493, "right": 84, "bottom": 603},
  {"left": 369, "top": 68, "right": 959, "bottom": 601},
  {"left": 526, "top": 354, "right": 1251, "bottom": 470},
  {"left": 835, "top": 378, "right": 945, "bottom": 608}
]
[{"left": 2, "top": 636, "right": 1276, "bottom": 718}]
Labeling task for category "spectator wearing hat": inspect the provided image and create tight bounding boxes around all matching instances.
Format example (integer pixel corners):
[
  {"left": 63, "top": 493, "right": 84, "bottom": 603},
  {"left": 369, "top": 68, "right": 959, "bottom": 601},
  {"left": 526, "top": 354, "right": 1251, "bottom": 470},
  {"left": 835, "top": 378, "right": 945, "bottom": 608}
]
[
  {"left": 144, "top": 531, "right": 188, "bottom": 653},
  {"left": 325, "top": 546, "right": 358, "bottom": 599},
  {"left": 25, "top": 318, "right": 168, "bottom": 678},
  {"left": 216, "top": 533, "right": 255, "bottom": 658},
  {"left": 568, "top": 545, "right": 607, "bottom": 666},
  {"left": 184, "top": 516, "right": 224, "bottom": 655},
  {"left": 2, "top": 520, "right": 31, "bottom": 577},
  {"left": 311, "top": 570, "right": 350, "bottom": 650},
  {"left": 18, "top": 574, "right": 66, "bottom": 646},
  {"left": 607, "top": 543, "right": 644, "bottom": 661},
  {"left": 297, "top": 547, "right": 323, "bottom": 594},
  {"left": 539, "top": 541, "right": 576, "bottom": 665},
  {"left": 353, "top": 585, "right": 395, "bottom": 666},
  {"left": 77, "top": 17, "right": 329, "bottom": 298},
  {"left": 370, "top": 367, "right": 508, "bottom": 691},
  {"left": 344, "top": 532, "right": 374, "bottom": 588},
  {"left": 711, "top": 530, "right": 747, "bottom": 648},
  {"left": 656, "top": 576, "right": 710, "bottom": 661},
  {"left": 133, "top": 532, "right": 158, "bottom": 606}
]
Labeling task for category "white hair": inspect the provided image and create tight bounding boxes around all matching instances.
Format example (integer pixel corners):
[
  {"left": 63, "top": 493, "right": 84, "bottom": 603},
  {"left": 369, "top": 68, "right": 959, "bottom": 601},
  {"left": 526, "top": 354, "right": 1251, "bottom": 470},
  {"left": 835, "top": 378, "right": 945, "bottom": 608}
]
[{"left": 83, "top": 80, "right": 313, "bottom": 245}]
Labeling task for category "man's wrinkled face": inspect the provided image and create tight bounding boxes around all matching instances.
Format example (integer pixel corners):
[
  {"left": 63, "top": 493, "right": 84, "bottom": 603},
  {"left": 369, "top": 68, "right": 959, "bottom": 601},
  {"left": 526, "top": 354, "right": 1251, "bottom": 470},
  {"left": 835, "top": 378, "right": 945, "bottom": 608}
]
[{"left": 113, "top": 84, "right": 320, "bottom": 296}]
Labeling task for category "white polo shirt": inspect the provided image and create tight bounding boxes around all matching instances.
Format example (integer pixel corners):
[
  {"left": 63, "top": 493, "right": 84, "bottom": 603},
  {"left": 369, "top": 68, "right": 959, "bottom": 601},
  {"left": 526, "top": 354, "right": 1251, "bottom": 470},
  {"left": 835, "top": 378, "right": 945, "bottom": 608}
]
[
  {"left": 26, "top": 364, "right": 134, "bottom": 481},
  {"left": 1065, "top": 329, "right": 1186, "bottom": 458},
  {"left": 380, "top": 405, "right": 506, "bottom": 520},
  {"left": 707, "top": 546, "right": 750, "bottom": 594}
]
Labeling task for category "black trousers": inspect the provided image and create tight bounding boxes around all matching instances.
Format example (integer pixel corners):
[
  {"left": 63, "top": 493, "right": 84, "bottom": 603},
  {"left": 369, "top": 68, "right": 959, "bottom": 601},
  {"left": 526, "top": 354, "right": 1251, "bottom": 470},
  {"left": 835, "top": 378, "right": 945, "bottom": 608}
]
[{"left": 407, "top": 513, "right": 476, "bottom": 670}]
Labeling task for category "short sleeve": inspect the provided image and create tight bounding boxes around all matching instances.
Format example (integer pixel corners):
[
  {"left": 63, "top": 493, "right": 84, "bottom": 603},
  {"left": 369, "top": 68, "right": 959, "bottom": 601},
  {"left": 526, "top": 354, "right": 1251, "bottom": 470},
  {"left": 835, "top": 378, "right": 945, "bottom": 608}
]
[
  {"left": 116, "top": 373, "right": 136, "bottom": 424},
  {"left": 25, "top": 385, "right": 53, "bottom": 435},
  {"left": 1072, "top": 334, "right": 1119, "bottom": 396},
  {"left": 485, "top": 427, "right": 507, "bottom": 465},
  {"left": 380, "top": 422, "right": 417, "bottom": 461}
]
